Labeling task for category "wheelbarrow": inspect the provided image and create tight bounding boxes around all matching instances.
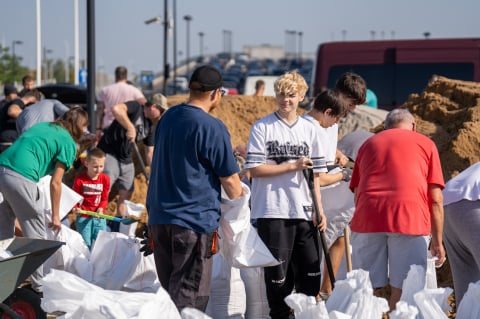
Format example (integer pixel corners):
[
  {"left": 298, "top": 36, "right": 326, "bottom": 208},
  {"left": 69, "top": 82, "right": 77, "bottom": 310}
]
[{"left": 0, "top": 237, "right": 64, "bottom": 319}]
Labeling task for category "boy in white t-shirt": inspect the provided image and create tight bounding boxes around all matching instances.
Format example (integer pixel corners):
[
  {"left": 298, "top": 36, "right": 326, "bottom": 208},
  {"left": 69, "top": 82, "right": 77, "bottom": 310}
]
[{"left": 245, "top": 71, "right": 327, "bottom": 318}]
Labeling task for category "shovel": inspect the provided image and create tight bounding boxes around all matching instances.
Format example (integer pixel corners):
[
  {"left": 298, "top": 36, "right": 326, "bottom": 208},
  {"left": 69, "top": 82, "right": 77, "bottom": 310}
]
[
  {"left": 77, "top": 209, "right": 140, "bottom": 225},
  {"left": 303, "top": 168, "right": 336, "bottom": 289}
]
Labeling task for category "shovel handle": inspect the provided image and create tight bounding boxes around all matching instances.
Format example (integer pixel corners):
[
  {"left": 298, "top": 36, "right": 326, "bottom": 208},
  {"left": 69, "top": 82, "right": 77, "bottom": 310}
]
[{"left": 77, "top": 209, "right": 122, "bottom": 222}]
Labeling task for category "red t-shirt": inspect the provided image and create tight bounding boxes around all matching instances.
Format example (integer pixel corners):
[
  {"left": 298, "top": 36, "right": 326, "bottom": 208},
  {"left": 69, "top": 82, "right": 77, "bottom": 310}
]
[
  {"left": 73, "top": 172, "right": 110, "bottom": 217},
  {"left": 349, "top": 129, "right": 444, "bottom": 235}
]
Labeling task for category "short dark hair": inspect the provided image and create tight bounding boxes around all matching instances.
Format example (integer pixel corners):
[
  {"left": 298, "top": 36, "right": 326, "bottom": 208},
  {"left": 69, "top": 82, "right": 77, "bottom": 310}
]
[
  {"left": 115, "top": 66, "right": 128, "bottom": 81},
  {"left": 86, "top": 148, "right": 105, "bottom": 161},
  {"left": 22, "top": 75, "right": 34, "bottom": 85},
  {"left": 255, "top": 80, "right": 265, "bottom": 90},
  {"left": 313, "top": 89, "right": 348, "bottom": 117},
  {"left": 335, "top": 72, "right": 367, "bottom": 105}
]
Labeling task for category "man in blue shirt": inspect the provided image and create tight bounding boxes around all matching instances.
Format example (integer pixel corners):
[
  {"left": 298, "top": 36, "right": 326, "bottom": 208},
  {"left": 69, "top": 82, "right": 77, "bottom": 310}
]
[{"left": 146, "top": 65, "right": 243, "bottom": 311}]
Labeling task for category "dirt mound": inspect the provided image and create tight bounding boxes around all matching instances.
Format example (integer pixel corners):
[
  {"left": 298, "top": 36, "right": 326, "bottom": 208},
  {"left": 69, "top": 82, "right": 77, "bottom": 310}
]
[{"left": 402, "top": 76, "right": 480, "bottom": 181}]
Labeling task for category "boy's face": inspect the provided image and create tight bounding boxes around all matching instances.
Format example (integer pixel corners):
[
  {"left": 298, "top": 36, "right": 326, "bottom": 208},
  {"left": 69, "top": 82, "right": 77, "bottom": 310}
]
[
  {"left": 275, "top": 91, "right": 304, "bottom": 115},
  {"left": 345, "top": 97, "right": 357, "bottom": 113},
  {"left": 85, "top": 156, "right": 105, "bottom": 179},
  {"left": 321, "top": 108, "right": 341, "bottom": 128}
]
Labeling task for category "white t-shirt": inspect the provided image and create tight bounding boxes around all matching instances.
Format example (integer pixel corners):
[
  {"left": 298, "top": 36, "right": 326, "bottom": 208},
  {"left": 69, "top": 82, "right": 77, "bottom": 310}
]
[
  {"left": 443, "top": 162, "right": 480, "bottom": 206},
  {"left": 245, "top": 112, "right": 327, "bottom": 220},
  {"left": 302, "top": 114, "right": 338, "bottom": 165}
]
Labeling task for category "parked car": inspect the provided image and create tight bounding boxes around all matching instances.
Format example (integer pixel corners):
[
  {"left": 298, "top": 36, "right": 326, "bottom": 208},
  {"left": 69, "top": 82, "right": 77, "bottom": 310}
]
[{"left": 36, "top": 83, "right": 88, "bottom": 108}]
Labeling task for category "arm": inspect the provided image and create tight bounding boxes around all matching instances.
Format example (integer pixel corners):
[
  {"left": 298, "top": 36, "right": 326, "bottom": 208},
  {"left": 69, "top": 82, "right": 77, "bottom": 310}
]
[
  {"left": 49, "top": 162, "right": 67, "bottom": 231},
  {"left": 98, "top": 175, "right": 110, "bottom": 213},
  {"left": 335, "top": 149, "right": 349, "bottom": 167},
  {"left": 429, "top": 184, "right": 446, "bottom": 266},
  {"left": 144, "top": 145, "right": 154, "bottom": 166},
  {"left": 219, "top": 173, "right": 243, "bottom": 200},
  {"left": 318, "top": 171, "right": 343, "bottom": 187},
  {"left": 7, "top": 103, "right": 23, "bottom": 119},
  {"left": 249, "top": 157, "right": 314, "bottom": 178},
  {"left": 112, "top": 103, "right": 136, "bottom": 142},
  {"left": 313, "top": 172, "right": 327, "bottom": 231}
]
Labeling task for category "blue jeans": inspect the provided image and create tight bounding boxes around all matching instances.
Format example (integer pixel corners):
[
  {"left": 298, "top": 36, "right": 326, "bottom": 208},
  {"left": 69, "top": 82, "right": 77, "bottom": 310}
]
[{"left": 76, "top": 215, "right": 107, "bottom": 249}]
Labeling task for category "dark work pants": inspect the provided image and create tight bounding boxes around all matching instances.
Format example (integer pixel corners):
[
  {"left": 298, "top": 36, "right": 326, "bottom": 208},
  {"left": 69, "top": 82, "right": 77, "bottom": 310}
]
[
  {"left": 257, "top": 218, "right": 322, "bottom": 319},
  {"left": 150, "top": 224, "right": 214, "bottom": 312}
]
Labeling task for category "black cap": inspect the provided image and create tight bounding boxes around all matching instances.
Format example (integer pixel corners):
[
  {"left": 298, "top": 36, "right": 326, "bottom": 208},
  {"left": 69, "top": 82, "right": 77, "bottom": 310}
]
[
  {"left": 189, "top": 65, "right": 223, "bottom": 91},
  {"left": 3, "top": 84, "right": 18, "bottom": 96}
]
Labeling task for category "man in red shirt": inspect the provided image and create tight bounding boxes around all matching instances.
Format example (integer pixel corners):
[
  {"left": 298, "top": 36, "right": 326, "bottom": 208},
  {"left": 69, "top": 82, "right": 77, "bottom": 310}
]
[{"left": 349, "top": 108, "right": 445, "bottom": 311}]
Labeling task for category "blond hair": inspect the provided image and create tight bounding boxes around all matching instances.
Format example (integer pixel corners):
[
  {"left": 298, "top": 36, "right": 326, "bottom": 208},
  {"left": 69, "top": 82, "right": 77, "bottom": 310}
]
[{"left": 274, "top": 71, "right": 308, "bottom": 97}]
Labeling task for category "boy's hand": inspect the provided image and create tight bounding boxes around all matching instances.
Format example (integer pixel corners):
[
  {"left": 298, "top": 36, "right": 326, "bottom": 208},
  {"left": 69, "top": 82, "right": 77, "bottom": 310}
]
[{"left": 295, "top": 157, "right": 313, "bottom": 171}]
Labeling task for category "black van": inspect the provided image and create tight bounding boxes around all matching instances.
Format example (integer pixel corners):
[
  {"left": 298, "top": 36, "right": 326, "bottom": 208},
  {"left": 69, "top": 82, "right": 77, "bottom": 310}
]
[{"left": 312, "top": 38, "right": 480, "bottom": 110}]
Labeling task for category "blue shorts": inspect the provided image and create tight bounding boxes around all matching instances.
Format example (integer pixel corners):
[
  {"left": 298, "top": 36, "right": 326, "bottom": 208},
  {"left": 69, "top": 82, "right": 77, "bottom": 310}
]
[{"left": 76, "top": 215, "right": 107, "bottom": 249}]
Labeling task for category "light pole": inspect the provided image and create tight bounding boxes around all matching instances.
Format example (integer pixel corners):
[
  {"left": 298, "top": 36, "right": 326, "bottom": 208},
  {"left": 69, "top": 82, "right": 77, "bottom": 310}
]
[
  {"left": 223, "top": 30, "right": 232, "bottom": 59},
  {"left": 144, "top": 0, "right": 169, "bottom": 94},
  {"left": 183, "top": 15, "right": 192, "bottom": 75},
  {"left": 43, "top": 47, "right": 53, "bottom": 83},
  {"left": 285, "top": 30, "right": 296, "bottom": 58},
  {"left": 297, "top": 31, "right": 303, "bottom": 61},
  {"left": 198, "top": 32, "right": 204, "bottom": 62},
  {"left": 12, "top": 40, "right": 23, "bottom": 79}
]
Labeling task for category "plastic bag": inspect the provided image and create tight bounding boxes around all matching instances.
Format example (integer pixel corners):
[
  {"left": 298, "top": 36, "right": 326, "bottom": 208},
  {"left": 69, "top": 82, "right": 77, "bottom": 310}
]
[
  {"left": 284, "top": 293, "right": 330, "bottom": 319},
  {"left": 119, "top": 200, "right": 145, "bottom": 237},
  {"left": 41, "top": 269, "right": 179, "bottom": 319},
  {"left": 205, "top": 254, "right": 246, "bottom": 318},
  {"left": 219, "top": 182, "right": 280, "bottom": 268},
  {"left": 456, "top": 280, "right": 480, "bottom": 319},
  {"left": 38, "top": 175, "right": 83, "bottom": 220},
  {"left": 413, "top": 288, "right": 452, "bottom": 319},
  {"left": 389, "top": 301, "right": 418, "bottom": 319}
]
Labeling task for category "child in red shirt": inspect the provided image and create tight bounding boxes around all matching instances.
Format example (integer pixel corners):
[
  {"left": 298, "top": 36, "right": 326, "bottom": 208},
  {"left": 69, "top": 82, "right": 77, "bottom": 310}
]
[{"left": 73, "top": 148, "right": 110, "bottom": 249}]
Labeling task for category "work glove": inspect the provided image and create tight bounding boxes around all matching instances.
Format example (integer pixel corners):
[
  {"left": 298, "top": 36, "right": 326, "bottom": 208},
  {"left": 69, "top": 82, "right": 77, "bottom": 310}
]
[
  {"left": 139, "top": 226, "right": 154, "bottom": 257},
  {"left": 342, "top": 167, "right": 353, "bottom": 182}
]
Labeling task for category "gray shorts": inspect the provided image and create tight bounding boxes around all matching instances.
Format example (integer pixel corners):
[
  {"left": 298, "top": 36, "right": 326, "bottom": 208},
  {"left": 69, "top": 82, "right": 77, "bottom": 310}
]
[
  {"left": 351, "top": 232, "right": 428, "bottom": 288},
  {"left": 104, "top": 153, "right": 134, "bottom": 191}
]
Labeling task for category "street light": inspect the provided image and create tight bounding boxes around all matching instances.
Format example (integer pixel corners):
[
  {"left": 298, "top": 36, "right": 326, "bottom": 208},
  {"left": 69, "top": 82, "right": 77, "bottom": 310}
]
[
  {"left": 222, "top": 30, "right": 232, "bottom": 59},
  {"left": 284, "top": 30, "right": 296, "bottom": 58},
  {"left": 183, "top": 15, "right": 192, "bottom": 75},
  {"left": 145, "top": 8, "right": 169, "bottom": 94},
  {"left": 12, "top": 40, "right": 23, "bottom": 79},
  {"left": 43, "top": 47, "right": 53, "bottom": 83},
  {"left": 198, "top": 32, "right": 204, "bottom": 62},
  {"left": 297, "top": 31, "right": 303, "bottom": 61}
]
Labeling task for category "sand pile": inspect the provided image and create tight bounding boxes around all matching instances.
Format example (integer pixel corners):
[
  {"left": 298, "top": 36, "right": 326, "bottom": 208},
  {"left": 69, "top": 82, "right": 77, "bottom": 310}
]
[{"left": 402, "top": 76, "right": 480, "bottom": 181}]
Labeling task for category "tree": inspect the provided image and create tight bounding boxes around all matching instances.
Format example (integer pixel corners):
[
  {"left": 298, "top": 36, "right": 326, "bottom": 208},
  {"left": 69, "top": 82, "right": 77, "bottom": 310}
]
[{"left": 0, "top": 44, "right": 30, "bottom": 85}]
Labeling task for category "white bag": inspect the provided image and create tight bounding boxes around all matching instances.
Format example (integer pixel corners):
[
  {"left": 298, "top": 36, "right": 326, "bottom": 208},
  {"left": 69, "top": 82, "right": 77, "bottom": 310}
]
[
  {"left": 240, "top": 267, "right": 270, "bottom": 319},
  {"left": 119, "top": 200, "right": 145, "bottom": 237},
  {"left": 389, "top": 301, "right": 419, "bottom": 319},
  {"left": 456, "top": 280, "right": 480, "bottom": 319},
  {"left": 38, "top": 175, "right": 83, "bottom": 221},
  {"left": 284, "top": 293, "right": 330, "bottom": 319},
  {"left": 41, "top": 269, "right": 180, "bottom": 319},
  {"left": 205, "top": 254, "right": 246, "bottom": 318},
  {"left": 413, "top": 288, "right": 452, "bottom": 319},
  {"left": 219, "top": 183, "right": 280, "bottom": 268}
]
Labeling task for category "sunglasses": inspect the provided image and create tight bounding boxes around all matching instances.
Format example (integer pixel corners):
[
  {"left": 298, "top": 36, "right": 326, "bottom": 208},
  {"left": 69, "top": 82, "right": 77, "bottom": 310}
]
[{"left": 211, "top": 87, "right": 227, "bottom": 97}]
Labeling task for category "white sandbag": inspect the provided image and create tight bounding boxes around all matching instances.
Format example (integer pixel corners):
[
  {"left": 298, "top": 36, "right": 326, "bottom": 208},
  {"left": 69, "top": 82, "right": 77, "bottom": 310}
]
[
  {"left": 456, "top": 280, "right": 480, "bottom": 319},
  {"left": 240, "top": 267, "right": 270, "bottom": 319},
  {"left": 41, "top": 269, "right": 180, "bottom": 319},
  {"left": 220, "top": 183, "right": 280, "bottom": 268},
  {"left": 389, "top": 301, "right": 419, "bottom": 319},
  {"left": 119, "top": 200, "right": 145, "bottom": 237},
  {"left": 413, "top": 288, "right": 452, "bottom": 319},
  {"left": 284, "top": 293, "right": 329, "bottom": 319},
  {"left": 43, "top": 224, "right": 91, "bottom": 276},
  {"left": 400, "top": 264, "right": 426, "bottom": 308},
  {"left": 425, "top": 253, "right": 438, "bottom": 289},
  {"left": 38, "top": 175, "right": 83, "bottom": 221},
  {"left": 205, "top": 254, "right": 246, "bottom": 318},
  {"left": 326, "top": 269, "right": 389, "bottom": 318},
  {"left": 122, "top": 240, "right": 160, "bottom": 292},
  {"left": 181, "top": 308, "right": 213, "bottom": 319},
  {"left": 89, "top": 231, "right": 139, "bottom": 290}
]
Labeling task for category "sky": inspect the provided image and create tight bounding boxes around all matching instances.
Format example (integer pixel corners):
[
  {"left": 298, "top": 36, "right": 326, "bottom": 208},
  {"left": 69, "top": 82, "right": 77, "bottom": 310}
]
[{"left": 1, "top": 0, "right": 480, "bottom": 81}]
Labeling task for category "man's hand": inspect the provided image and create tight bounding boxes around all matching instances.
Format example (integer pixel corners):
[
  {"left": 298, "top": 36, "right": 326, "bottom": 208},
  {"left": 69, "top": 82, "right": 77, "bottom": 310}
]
[
  {"left": 139, "top": 226, "right": 154, "bottom": 257},
  {"left": 342, "top": 167, "right": 353, "bottom": 182}
]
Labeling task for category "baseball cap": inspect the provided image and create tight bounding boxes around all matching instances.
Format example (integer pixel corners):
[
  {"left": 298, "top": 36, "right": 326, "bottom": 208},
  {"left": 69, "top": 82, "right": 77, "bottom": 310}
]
[
  {"left": 146, "top": 93, "right": 168, "bottom": 111},
  {"left": 189, "top": 65, "right": 223, "bottom": 91},
  {"left": 3, "top": 84, "right": 18, "bottom": 96}
]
